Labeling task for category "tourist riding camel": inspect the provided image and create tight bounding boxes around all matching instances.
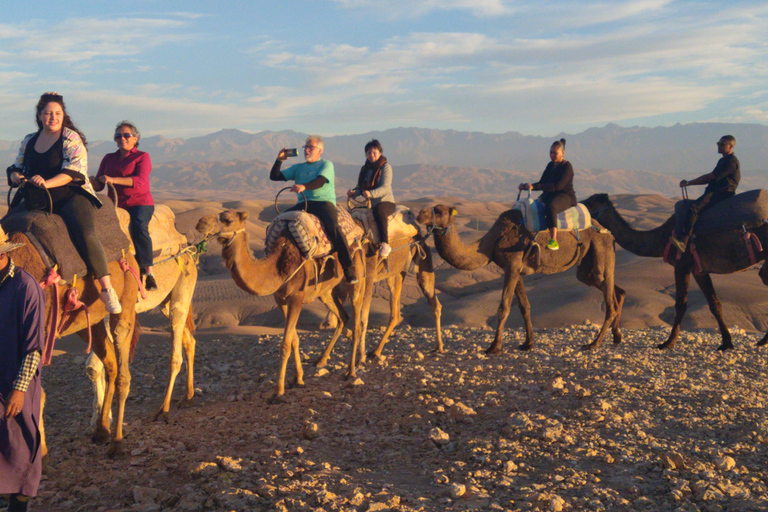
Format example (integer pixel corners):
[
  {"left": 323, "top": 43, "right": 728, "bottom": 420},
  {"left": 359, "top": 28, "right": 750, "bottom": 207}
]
[
  {"left": 518, "top": 138, "right": 577, "bottom": 251},
  {"left": 93, "top": 120, "right": 157, "bottom": 291},
  {"left": 271, "top": 135, "right": 358, "bottom": 284},
  {"left": 670, "top": 135, "right": 740, "bottom": 252},
  {"left": 6, "top": 92, "right": 122, "bottom": 313},
  {"left": 347, "top": 139, "right": 396, "bottom": 258}
]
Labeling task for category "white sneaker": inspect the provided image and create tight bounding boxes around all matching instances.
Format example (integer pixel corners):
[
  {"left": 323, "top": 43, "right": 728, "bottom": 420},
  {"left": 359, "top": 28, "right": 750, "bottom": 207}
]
[
  {"left": 100, "top": 288, "right": 123, "bottom": 314},
  {"left": 379, "top": 243, "right": 392, "bottom": 258}
]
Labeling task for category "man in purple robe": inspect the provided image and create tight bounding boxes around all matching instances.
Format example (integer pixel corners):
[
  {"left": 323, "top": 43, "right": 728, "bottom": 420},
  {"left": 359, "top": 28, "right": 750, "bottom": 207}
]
[{"left": 0, "top": 226, "right": 45, "bottom": 512}]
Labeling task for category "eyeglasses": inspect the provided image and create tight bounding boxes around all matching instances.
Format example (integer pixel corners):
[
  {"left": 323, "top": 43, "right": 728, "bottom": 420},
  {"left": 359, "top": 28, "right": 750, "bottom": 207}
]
[
  {"left": 115, "top": 133, "right": 134, "bottom": 140},
  {"left": 303, "top": 145, "right": 320, "bottom": 151}
]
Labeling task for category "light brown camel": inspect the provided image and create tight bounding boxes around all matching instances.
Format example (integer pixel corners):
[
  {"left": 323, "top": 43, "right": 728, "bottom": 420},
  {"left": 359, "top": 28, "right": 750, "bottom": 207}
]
[
  {"left": 85, "top": 250, "right": 198, "bottom": 423},
  {"left": 6, "top": 230, "right": 139, "bottom": 457},
  {"left": 315, "top": 231, "right": 443, "bottom": 367},
  {"left": 416, "top": 205, "right": 625, "bottom": 352},
  {"left": 195, "top": 209, "right": 366, "bottom": 402},
  {"left": 582, "top": 193, "right": 768, "bottom": 351}
]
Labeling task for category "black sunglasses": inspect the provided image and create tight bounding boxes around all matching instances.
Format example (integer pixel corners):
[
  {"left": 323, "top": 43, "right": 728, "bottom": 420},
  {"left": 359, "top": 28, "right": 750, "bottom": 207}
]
[{"left": 114, "top": 133, "right": 134, "bottom": 140}]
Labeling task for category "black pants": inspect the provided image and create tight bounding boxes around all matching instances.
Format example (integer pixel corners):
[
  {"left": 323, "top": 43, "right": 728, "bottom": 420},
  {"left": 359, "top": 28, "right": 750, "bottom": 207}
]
[
  {"left": 677, "top": 191, "right": 733, "bottom": 238},
  {"left": 541, "top": 193, "right": 576, "bottom": 229},
  {"left": 126, "top": 205, "right": 155, "bottom": 269},
  {"left": 53, "top": 194, "right": 110, "bottom": 279},
  {"left": 288, "top": 201, "right": 353, "bottom": 268},
  {"left": 372, "top": 201, "right": 396, "bottom": 244}
]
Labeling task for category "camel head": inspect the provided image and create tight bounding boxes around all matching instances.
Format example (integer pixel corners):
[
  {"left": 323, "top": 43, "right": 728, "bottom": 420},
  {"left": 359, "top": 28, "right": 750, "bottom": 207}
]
[
  {"left": 416, "top": 205, "right": 457, "bottom": 229},
  {"left": 581, "top": 193, "right": 613, "bottom": 220},
  {"left": 195, "top": 214, "right": 220, "bottom": 236},
  {"left": 196, "top": 210, "right": 249, "bottom": 244}
]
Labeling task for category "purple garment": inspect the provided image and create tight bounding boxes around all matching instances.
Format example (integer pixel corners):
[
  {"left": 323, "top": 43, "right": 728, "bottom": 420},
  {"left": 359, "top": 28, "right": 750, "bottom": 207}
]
[{"left": 0, "top": 267, "right": 45, "bottom": 497}]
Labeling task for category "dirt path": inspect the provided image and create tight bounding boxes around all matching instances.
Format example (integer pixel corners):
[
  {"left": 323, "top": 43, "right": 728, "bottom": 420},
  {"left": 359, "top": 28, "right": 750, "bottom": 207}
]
[{"left": 36, "top": 325, "right": 768, "bottom": 511}]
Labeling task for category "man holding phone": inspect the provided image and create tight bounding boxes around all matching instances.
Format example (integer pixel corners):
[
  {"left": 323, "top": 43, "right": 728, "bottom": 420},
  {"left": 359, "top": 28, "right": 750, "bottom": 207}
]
[{"left": 270, "top": 135, "right": 358, "bottom": 284}]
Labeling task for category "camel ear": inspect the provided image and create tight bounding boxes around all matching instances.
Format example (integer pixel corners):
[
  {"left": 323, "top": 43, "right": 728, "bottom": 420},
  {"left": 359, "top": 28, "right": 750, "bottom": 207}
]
[
  {"left": 450, "top": 207, "right": 458, "bottom": 216},
  {"left": 238, "top": 211, "right": 249, "bottom": 221}
]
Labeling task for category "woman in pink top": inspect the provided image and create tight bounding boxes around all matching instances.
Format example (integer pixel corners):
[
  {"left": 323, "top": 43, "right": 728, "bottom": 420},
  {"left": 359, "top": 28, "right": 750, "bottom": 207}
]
[{"left": 93, "top": 121, "right": 156, "bottom": 290}]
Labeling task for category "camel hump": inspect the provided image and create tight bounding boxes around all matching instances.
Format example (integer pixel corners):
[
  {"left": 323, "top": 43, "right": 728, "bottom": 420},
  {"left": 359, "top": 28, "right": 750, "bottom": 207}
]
[
  {"left": 116, "top": 204, "right": 189, "bottom": 261},
  {"left": 512, "top": 198, "right": 591, "bottom": 233},
  {"left": 350, "top": 205, "right": 418, "bottom": 244},
  {"left": 675, "top": 189, "right": 768, "bottom": 236},
  {"left": 265, "top": 207, "right": 363, "bottom": 258},
  {"left": 1, "top": 195, "right": 130, "bottom": 281}
]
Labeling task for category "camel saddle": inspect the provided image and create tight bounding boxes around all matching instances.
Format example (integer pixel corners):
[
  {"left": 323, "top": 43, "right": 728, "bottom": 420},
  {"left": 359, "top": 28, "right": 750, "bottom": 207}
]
[
  {"left": 115, "top": 204, "right": 188, "bottom": 262},
  {"left": 674, "top": 189, "right": 768, "bottom": 236},
  {"left": 512, "top": 199, "right": 592, "bottom": 234},
  {"left": 0, "top": 195, "right": 130, "bottom": 282},
  {"left": 264, "top": 206, "right": 363, "bottom": 258},
  {"left": 349, "top": 205, "right": 419, "bottom": 244}
]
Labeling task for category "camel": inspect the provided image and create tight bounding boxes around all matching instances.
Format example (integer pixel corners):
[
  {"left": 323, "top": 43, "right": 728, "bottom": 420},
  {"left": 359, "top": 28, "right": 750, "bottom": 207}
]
[
  {"left": 195, "top": 209, "right": 366, "bottom": 402},
  {"left": 315, "top": 230, "right": 443, "bottom": 367},
  {"left": 5, "top": 230, "right": 139, "bottom": 457},
  {"left": 582, "top": 193, "right": 768, "bottom": 351},
  {"left": 416, "top": 205, "right": 625, "bottom": 352},
  {"left": 85, "top": 250, "right": 198, "bottom": 423}
]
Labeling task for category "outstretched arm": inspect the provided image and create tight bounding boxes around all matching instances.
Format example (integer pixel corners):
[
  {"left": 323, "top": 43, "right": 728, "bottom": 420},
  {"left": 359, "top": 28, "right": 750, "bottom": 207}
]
[{"left": 681, "top": 172, "right": 714, "bottom": 187}]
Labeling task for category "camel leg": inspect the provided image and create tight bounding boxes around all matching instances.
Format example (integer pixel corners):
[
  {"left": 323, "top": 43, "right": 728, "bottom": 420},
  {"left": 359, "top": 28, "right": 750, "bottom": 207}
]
[
  {"left": 86, "top": 321, "right": 117, "bottom": 446},
  {"left": 611, "top": 285, "right": 625, "bottom": 344},
  {"left": 355, "top": 262, "right": 377, "bottom": 364},
  {"left": 693, "top": 273, "right": 732, "bottom": 351},
  {"left": 85, "top": 350, "right": 108, "bottom": 431},
  {"left": 315, "top": 290, "right": 349, "bottom": 368},
  {"left": 346, "top": 259, "right": 366, "bottom": 379},
  {"left": 658, "top": 265, "right": 691, "bottom": 350},
  {"left": 514, "top": 279, "right": 534, "bottom": 350},
  {"left": 107, "top": 310, "right": 134, "bottom": 458},
  {"left": 153, "top": 296, "right": 190, "bottom": 421},
  {"left": 415, "top": 246, "right": 443, "bottom": 353},
  {"left": 581, "top": 280, "right": 617, "bottom": 351},
  {"left": 181, "top": 324, "right": 196, "bottom": 404},
  {"left": 369, "top": 274, "right": 403, "bottom": 359},
  {"left": 486, "top": 268, "right": 522, "bottom": 355},
  {"left": 290, "top": 318, "right": 305, "bottom": 389},
  {"left": 271, "top": 295, "right": 302, "bottom": 402}
]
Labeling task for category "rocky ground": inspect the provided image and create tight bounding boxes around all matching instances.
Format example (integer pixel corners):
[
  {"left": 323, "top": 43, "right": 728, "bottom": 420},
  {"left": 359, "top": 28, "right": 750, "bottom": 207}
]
[{"left": 35, "top": 323, "right": 768, "bottom": 512}]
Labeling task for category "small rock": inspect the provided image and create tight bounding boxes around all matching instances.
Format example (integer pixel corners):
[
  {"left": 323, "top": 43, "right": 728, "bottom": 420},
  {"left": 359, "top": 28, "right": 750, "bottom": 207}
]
[
  {"left": 449, "top": 403, "right": 477, "bottom": 419},
  {"left": 430, "top": 427, "right": 450, "bottom": 445},
  {"left": 216, "top": 456, "right": 242, "bottom": 472},
  {"left": 302, "top": 422, "right": 320, "bottom": 440},
  {"left": 187, "top": 461, "right": 219, "bottom": 478},
  {"left": 450, "top": 483, "right": 466, "bottom": 498},
  {"left": 714, "top": 456, "right": 736, "bottom": 471}
]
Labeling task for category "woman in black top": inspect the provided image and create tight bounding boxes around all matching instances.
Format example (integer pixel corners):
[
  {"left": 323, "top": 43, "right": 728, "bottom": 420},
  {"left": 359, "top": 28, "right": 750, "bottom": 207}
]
[{"left": 518, "top": 138, "right": 577, "bottom": 250}]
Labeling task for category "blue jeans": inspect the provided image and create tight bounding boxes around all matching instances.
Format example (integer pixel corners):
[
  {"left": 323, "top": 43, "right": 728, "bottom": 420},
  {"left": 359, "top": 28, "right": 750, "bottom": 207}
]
[{"left": 126, "top": 205, "right": 155, "bottom": 269}]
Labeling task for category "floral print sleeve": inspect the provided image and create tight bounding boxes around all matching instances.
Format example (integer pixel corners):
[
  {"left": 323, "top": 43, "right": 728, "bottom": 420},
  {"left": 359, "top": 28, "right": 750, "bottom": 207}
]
[{"left": 61, "top": 128, "right": 100, "bottom": 204}]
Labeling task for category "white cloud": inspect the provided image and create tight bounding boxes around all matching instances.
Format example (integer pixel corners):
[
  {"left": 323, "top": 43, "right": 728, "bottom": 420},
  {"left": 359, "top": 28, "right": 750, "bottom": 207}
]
[{"left": 332, "top": 0, "right": 514, "bottom": 17}]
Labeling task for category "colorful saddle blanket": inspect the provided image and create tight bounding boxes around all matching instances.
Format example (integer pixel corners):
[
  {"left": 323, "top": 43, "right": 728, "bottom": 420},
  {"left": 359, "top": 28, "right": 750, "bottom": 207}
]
[
  {"left": 115, "top": 204, "right": 188, "bottom": 261},
  {"left": 1, "top": 194, "right": 131, "bottom": 281},
  {"left": 674, "top": 189, "right": 768, "bottom": 236},
  {"left": 512, "top": 199, "right": 592, "bottom": 233},
  {"left": 264, "top": 206, "right": 363, "bottom": 258},
  {"left": 349, "top": 205, "right": 419, "bottom": 244}
]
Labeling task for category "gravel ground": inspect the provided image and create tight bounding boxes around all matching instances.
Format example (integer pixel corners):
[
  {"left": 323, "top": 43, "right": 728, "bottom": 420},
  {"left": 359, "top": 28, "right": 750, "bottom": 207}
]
[{"left": 36, "top": 323, "right": 768, "bottom": 512}]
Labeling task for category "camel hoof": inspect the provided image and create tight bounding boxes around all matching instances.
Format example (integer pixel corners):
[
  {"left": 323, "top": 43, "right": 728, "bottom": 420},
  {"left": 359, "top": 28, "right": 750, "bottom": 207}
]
[
  {"left": 107, "top": 440, "right": 127, "bottom": 459},
  {"left": 366, "top": 351, "right": 381, "bottom": 360},
  {"left": 152, "top": 410, "right": 170, "bottom": 423},
  {"left": 612, "top": 333, "right": 622, "bottom": 345},
  {"left": 42, "top": 453, "right": 50, "bottom": 471},
  {"left": 717, "top": 343, "right": 733, "bottom": 352},
  {"left": 344, "top": 371, "right": 356, "bottom": 381},
  {"left": 178, "top": 396, "right": 195, "bottom": 409},
  {"left": 288, "top": 380, "right": 306, "bottom": 390},
  {"left": 580, "top": 343, "right": 599, "bottom": 351},
  {"left": 267, "top": 395, "right": 288, "bottom": 405},
  {"left": 517, "top": 343, "right": 532, "bottom": 351},
  {"left": 657, "top": 342, "right": 673, "bottom": 350},
  {"left": 91, "top": 428, "right": 110, "bottom": 445},
  {"left": 314, "top": 358, "right": 329, "bottom": 369},
  {"left": 757, "top": 338, "right": 768, "bottom": 347},
  {"left": 486, "top": 344, "right": 502, "bottom": 355}
]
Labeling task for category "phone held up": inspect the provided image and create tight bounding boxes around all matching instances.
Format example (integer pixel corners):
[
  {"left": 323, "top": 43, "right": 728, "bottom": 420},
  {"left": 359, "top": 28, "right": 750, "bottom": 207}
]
[{"left": 284, "top": 148, "right": 298, "bottom": 157}]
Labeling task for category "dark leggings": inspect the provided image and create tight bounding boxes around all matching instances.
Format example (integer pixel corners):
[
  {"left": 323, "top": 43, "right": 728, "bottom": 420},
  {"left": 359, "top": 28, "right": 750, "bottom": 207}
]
[
  {"left": 53, "top": 194, "right": 110, "bottom": 279},
  {"left": 288, "top": 201, "right": 353, "bottom": 268},
  {"left": 372, "top": 201, "right": 396, "bottom": 244},
  {"left": 126, "top": 205, "right": 155, "bottom": 269},
  {"left": 677, "top": 191, "right": 732, "bottom": 238},
  {"left": 542, "top": 193, "right": 576, "bottom": 229}
]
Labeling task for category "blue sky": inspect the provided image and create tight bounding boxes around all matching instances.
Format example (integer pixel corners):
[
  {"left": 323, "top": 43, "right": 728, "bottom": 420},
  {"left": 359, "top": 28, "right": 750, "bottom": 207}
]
[{"left": 1, "top": 0, "right": 767, "bottom": 141}]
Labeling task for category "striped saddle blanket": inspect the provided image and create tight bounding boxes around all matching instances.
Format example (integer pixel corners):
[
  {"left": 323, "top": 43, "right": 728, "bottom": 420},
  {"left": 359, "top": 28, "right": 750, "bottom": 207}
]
[
  {"left": 265, "top": 207, "right": 363, "bottom": 258},
  {"left": 512, "top": 199, "right": 592, "bottom": 233},
  {"left": 349, "top": 205, "right": 419, "bottom": 244}
]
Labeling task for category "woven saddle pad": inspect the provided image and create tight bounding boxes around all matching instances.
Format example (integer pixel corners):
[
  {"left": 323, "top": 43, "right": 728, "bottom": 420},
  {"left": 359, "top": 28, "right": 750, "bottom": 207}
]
[
  {"left": 265, "top": 206, "right": 363, "bottom": 258},
  {"left": 349, "top": 205, "right": 419, "bottom": 244},
  {"left": 1, "top": 194, "right": 131, "bottom": 281},
  {"left": 512, "top": 199, "right": 592, "bottom": 234}
]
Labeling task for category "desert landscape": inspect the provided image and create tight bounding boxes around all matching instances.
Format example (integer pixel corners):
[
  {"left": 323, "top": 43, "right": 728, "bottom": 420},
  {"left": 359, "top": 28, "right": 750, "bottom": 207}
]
[{"left": 2, "top": 124, "right": 768, "bottom": 512}]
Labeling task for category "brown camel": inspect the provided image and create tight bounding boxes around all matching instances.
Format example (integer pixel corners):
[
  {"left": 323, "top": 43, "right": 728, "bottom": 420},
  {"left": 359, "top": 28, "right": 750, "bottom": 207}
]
[
  {"left": 195, "top": 209, "right": 366, "bottom": 401},
  {"left": 6, "top": 230, "right": 139, "bottom": 457},
  {"left": 416, "top": 205, "right": 625, "bottom": 352},
  {"left": 582, "top": 193, "right": 768, "bottom": 351},
  {"left": 85, "top": 250, "right": 198, "bottom": 423},
  {"left": 315, "top": 230, "right": 443, "bottom": 367}
]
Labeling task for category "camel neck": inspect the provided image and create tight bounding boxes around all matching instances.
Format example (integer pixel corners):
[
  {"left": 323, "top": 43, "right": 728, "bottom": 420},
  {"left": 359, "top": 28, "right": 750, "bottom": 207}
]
[{"left": 597, "top": 207, "right": 673, "bottom": 258}]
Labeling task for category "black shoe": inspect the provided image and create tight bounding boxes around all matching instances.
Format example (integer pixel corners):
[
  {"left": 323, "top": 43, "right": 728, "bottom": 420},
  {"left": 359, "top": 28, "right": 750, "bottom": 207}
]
[
  {"left": 344, "top": 269, "right": 358, "bottom": 285},
  {"left": 145, "top": 273, "right": 158, "bottom": 291},
  {"left": 8, "top": 495, "right": 29, "bottom": 512}
]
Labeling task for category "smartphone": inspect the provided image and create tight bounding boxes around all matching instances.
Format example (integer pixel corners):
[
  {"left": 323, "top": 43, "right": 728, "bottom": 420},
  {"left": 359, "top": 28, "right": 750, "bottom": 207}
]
[{"left": 284, "top": 148, "right": 298, "bottom": 157}]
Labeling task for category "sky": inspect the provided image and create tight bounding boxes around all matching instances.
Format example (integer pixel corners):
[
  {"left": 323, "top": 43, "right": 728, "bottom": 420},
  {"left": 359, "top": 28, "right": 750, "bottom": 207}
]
[{"left": 1, "top": 0, "right": 767, "bottom": 141}]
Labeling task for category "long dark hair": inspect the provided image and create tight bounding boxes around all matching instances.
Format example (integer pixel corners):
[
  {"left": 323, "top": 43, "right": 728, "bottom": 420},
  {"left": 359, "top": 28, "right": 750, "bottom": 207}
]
[{"left": 35, "top": 92, "right": 88, "bottom": 147}]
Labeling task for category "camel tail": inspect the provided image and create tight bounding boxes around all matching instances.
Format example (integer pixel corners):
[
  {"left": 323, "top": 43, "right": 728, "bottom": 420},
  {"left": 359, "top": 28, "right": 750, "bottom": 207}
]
[
  {"left": 129, "top": 316, "right": 141, "bottom": 363},
  {"left": 185, "top": 304, "right": 196, "bottom": 335}
]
